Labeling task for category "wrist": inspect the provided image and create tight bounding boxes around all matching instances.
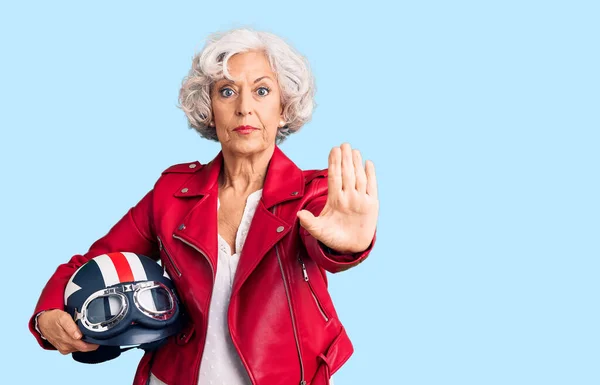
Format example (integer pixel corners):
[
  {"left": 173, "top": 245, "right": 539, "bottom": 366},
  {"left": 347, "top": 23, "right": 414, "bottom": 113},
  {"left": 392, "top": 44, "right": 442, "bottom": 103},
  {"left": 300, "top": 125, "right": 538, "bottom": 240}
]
[
  {"left": 318, "top": 241, "right": 349, "bottom": 255},
  {"left": 34, "top": 311, "right": 48, "bottom": 340}
]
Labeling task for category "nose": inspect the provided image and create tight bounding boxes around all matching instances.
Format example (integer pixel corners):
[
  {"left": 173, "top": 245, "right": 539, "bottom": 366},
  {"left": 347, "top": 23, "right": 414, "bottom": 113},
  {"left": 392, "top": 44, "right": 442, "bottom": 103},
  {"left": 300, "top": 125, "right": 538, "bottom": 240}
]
[{"left": 235, "top": 89, "right": 252, "bottom": 116}]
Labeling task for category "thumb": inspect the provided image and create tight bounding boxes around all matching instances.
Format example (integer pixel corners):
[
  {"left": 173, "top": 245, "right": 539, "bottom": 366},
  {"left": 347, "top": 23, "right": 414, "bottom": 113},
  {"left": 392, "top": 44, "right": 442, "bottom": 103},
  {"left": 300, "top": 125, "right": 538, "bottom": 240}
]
[{"left": 297, "top": 210, "right": 319, "bottom": 232}]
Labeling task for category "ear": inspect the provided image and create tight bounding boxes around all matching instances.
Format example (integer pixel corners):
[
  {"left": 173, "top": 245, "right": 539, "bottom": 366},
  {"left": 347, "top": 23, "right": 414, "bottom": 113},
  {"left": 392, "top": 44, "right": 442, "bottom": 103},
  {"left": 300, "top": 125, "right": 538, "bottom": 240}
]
[{"left": 280, "top": 112, "right": 286, "bottom": 127}]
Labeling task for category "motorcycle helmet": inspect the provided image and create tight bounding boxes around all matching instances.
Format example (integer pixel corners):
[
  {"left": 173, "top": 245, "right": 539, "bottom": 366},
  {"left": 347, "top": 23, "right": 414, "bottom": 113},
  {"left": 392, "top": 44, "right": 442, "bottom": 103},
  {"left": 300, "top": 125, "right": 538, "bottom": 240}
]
[{"left": 65, "top": 252, "right": 184, "bottom": 363}]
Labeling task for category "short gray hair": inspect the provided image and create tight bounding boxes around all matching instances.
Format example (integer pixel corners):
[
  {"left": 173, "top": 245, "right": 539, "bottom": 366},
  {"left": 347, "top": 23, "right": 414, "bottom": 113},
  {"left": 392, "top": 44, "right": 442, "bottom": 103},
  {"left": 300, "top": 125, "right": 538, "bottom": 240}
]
[{"left": 178, "top": 28, "right": 316, "bottom": 144}]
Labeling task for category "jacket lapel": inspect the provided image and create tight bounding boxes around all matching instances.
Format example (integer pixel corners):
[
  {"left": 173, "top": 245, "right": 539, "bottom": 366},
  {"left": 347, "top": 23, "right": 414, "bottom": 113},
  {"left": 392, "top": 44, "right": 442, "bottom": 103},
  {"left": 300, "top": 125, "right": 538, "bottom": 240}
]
[
  {"left": 171, "top": 154, "right": 223, "bottom": 276},
  {"left": 170, "top": 146, "right": 307, "bottom": 294},
  {"left": 231, "top": 146, "right": 306, "bottom": 296},
  {"left": 230, "top": 201, "right": 292, "bottom": 296}
]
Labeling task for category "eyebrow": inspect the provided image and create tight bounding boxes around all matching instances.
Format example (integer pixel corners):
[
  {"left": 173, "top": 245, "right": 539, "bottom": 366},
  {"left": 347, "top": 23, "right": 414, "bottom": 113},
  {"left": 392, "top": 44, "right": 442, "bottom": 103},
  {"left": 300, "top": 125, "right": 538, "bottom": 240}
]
[{"left": 253, "top": 76, "right": 272, "bottom": 83}]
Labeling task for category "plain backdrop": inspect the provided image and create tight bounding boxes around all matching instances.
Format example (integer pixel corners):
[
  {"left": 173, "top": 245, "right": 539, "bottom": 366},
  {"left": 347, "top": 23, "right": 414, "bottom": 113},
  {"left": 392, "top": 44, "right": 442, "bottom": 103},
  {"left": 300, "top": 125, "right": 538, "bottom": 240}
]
[{"left": 1, "top": 1, "right": 598, "bottom": 384}]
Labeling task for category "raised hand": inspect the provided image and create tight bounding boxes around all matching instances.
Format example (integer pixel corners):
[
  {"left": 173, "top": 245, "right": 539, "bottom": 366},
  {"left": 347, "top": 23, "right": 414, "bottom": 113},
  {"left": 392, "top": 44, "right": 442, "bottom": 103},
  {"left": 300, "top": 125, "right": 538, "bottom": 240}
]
[{"left": 297, "top": 143, "right": 379, "bottom": 254}]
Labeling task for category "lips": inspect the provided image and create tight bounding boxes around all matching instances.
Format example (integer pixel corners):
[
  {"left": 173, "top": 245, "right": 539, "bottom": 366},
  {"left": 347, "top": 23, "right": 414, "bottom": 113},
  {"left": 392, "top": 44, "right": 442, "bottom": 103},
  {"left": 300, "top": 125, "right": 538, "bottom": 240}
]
[
  {"left": 233, "top": 125, "right": 259, "bottom": 131},
  {"left": 233, "top": 125, "right": 259, "bottom": 135}
]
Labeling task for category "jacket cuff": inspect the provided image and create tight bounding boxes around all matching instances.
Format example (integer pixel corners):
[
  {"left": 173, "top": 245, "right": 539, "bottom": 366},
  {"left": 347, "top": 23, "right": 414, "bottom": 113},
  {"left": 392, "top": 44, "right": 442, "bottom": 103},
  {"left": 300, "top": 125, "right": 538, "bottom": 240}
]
[
  {"left": 302, "top": 229, "right": 376, "bottom": 273},
  {"left": 29, "top": 309, "right": 59, "bottom": 350},
  {"left": 34, "top": 311, "right": 47, "bottom": 340}
]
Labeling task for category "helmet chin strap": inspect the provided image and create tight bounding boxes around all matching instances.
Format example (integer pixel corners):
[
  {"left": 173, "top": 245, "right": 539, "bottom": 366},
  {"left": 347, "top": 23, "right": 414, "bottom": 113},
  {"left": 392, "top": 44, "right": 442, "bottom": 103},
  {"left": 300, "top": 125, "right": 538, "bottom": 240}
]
[
  {"left": 72, "top": 346, "right": 125, "bottom": 364},
  {"left": 71, "top": 339, "right": 169, "bottom": 364}
]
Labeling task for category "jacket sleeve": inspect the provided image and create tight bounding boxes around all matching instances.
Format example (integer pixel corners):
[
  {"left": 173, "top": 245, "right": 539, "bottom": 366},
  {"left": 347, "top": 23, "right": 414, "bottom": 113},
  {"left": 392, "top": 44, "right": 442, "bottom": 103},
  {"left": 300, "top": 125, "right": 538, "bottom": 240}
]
[
  {"left": 29, "top": 189, "right": 158, "bottom": 350},
  {"left": 299, "top": 177, "right": 376, "bottom": 274}
]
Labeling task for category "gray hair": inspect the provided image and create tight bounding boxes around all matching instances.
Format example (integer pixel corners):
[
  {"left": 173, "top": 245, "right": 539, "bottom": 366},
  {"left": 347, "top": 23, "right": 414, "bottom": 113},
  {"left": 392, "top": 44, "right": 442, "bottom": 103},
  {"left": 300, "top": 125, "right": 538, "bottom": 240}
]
[{"left": 178, "top": 28, "right": 316, "bottom": 144}]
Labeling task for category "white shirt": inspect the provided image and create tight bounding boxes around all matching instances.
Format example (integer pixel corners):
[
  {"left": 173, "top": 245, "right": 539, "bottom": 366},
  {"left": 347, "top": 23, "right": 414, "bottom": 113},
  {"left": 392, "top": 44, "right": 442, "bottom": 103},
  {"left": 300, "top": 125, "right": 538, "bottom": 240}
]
[{"left": 150, "top": 189, "right": 262, "bottom": 385}]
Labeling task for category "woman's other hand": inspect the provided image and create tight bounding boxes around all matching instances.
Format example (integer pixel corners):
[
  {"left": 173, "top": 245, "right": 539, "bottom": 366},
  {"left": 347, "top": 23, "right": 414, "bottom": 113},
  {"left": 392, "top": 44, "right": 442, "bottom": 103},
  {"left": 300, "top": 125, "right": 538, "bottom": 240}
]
[
  {"left": 297, "top": 143, "right": 379, "bottom": 254},
  {"left": 37, "top": 309, "right": 99, "bottom": 354}
]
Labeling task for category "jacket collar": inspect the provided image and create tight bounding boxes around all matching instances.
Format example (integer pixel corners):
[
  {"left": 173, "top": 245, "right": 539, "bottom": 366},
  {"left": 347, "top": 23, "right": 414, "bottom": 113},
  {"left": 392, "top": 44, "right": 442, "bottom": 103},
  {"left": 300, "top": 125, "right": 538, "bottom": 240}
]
[{"left": 173, "top": 145, "right": 305, "bottom": 208}]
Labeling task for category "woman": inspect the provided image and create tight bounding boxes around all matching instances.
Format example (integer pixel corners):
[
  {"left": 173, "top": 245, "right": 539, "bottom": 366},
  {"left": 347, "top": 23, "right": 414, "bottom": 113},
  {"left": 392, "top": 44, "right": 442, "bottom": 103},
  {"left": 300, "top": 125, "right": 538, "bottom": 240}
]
[{"left": 30, "top": 28, "right": 379, "bottom": 385}]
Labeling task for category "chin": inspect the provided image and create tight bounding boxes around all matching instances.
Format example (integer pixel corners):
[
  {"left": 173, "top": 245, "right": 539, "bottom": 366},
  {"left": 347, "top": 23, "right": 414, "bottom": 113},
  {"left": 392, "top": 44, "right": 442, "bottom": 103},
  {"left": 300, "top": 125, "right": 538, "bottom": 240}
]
[{"left": 228, "top": 139, "right": 270, "bottom": 155}]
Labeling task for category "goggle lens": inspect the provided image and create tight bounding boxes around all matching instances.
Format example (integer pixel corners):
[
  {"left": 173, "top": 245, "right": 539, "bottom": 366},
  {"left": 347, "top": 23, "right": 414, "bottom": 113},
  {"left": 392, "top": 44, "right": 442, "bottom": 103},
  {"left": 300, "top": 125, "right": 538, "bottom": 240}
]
[
  {"left": 87, "top": 294, "right": 124, "bottom": 324},
  {"left": 137, "top": 286, "right": 173, "bottom": 313}
]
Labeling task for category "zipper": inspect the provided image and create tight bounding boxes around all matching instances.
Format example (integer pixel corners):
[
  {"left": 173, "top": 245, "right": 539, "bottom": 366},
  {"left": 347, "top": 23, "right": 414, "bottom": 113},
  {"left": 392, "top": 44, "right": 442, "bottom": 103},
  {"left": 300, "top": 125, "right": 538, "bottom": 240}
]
[
  {"left": 298, "top": 255, "right": 329, "bottom": 322},
  {"left": 171, "top": 234, "right": 218, "bottom": 385},
  {"left": 272, "top": 206, "right": 306, "bottom": 385},
  {"left": 157, "top": 236, "right": 182, "bottom": 277}
]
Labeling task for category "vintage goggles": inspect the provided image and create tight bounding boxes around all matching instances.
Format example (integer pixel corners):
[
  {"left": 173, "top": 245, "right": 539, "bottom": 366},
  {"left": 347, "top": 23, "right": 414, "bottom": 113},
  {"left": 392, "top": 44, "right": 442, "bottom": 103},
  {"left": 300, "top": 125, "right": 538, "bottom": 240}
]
[{"left": 74, "top": 280, "right": 179, "bottom": 340}]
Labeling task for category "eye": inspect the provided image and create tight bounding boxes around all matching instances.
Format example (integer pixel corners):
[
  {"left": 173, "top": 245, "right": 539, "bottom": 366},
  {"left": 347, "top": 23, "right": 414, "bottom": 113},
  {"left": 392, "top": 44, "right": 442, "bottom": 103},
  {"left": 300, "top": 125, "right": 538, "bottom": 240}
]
[
  {"left": 219, "top": 87, "right": 235, "bottom": 98},
  {"left": 256, "top": 87, "right": 270, "bottom": 97}
]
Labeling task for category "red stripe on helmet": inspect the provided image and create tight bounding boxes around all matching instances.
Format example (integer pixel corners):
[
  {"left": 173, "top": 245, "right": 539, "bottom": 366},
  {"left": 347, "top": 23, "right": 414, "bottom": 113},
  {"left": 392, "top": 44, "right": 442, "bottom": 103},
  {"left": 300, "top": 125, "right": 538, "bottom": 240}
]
[{"left": 107, "top": 252, "right": 135, "bottom": 282}]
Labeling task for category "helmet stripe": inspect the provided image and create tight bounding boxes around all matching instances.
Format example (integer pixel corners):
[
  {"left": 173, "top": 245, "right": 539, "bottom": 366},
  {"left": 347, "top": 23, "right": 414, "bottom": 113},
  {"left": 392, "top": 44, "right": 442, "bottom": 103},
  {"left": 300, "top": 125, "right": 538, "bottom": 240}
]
[
  {"left": 94, "top": 254, "right": 120, "bottom": 286},
  {"left": 122, "top": 252, "right": 148, "bottom": 281},
  {"left": 107, "top": 252, "right": 135, "bottom": 283},
  {"left": 64, "top": 264, "right": 84, "bottom": 304}
]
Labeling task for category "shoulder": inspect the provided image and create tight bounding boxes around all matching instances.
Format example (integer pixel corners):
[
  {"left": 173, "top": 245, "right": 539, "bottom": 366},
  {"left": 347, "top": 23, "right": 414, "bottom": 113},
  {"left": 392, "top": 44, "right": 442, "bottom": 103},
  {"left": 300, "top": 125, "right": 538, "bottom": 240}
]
[
  {"left": 152, "top": 161, "right": 204, "bottom": 193},
  {"left": 161, "top": 161, "right": 203, "bottom": 175},
  {"left": 302, "top": 168, "right": 328, "bottom": 197},
  {"left": 303, "top": 168, "right": 328, "bottom": 184}
]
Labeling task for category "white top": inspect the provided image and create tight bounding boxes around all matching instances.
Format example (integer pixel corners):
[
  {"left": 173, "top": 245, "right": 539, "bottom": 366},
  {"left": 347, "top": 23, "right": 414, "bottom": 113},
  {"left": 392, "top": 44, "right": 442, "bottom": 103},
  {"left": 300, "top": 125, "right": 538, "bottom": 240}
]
[
  {"left": 150, "top": 189, "right": 261, "bottom": 385},
  {"left": 149, "top": 188, "right": 335, "bottom": 385}
]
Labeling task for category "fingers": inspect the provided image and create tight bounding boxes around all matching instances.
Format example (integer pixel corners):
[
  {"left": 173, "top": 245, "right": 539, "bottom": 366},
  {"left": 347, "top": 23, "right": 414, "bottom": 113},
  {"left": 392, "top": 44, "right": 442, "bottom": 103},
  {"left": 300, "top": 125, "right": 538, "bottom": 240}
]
[
  {"left": 365, "top": 160, "right": 378, "bottom": 198},
  {"left": 340, "top": 143, "right": 355, "bottom": 191},
  {"left": 328, "top": 147, "right": 342, "bottom": 194},
  {"left": 353, "top": 149, "right": 367, "bottom": 193},
  {"left": 55, "top": 331, "right": 99, "bottom": 355},
  {"left": 58, "top": 311, "right": 81, "bottom": 339},
  {"left": 72, "top": 340, "right": 100, "bottom": 353},
  {"left": 332, "top": 143, "right": 368, "bottom": 194},
  {"left": 57, "top": 338, "right": 99, "bottom": 354},
  {"left": 58, "top": 312, "right": 98, "bottom": 352}
]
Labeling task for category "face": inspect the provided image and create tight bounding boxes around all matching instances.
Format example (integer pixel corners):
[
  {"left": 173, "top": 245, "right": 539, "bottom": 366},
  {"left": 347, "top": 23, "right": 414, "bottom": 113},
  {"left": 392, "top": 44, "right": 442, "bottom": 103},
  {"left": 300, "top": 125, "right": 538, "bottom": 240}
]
[{"left": 210, "top": 51, "right": 283, "bottom": 155}]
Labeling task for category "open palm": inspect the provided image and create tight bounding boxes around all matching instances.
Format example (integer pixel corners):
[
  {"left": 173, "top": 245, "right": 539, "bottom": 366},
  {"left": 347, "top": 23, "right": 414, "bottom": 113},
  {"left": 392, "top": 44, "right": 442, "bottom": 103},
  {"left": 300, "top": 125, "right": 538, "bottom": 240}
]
[{"left": 297, "top": 143, "right": 379, "bottom": 254}]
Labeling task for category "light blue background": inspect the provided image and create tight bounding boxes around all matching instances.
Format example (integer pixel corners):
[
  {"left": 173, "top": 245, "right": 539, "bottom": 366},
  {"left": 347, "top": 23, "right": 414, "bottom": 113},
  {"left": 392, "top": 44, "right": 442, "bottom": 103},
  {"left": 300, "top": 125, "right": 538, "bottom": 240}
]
[{"left": 1, "top": 0, "right": 598, "bottom": 384}]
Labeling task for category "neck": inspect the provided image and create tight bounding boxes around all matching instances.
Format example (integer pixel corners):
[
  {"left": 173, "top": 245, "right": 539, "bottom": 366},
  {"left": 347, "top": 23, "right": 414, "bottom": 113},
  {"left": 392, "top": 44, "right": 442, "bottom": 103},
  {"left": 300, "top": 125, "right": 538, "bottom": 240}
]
[{"left": 218, "top": 145, "right": 275, "bottom": 194}]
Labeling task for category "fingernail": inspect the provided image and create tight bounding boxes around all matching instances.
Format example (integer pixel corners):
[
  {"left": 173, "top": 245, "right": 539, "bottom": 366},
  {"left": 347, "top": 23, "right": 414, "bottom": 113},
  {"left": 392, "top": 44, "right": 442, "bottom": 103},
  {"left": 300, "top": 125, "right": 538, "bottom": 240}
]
[{"left": 74, "top": 332, "right": 82, "bottom": 339}]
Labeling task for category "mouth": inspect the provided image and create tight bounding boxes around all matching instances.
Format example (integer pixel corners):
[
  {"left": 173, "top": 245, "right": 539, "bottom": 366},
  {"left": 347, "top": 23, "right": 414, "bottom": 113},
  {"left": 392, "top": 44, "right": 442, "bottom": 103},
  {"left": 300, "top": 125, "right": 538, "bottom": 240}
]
[{"left": 233, "top": 125, "right": 259, "bottom": 134}]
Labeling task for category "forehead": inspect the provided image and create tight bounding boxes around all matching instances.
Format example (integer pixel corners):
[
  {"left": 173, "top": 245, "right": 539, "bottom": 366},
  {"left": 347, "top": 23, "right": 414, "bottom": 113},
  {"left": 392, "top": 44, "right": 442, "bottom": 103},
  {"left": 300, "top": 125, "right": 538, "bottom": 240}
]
[{"left": 221, "top": 51, "right": 275, "bottom": 83}]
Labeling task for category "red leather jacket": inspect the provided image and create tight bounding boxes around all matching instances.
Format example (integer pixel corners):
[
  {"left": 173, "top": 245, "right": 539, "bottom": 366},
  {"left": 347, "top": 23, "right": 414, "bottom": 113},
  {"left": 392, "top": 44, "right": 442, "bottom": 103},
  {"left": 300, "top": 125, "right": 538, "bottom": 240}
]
[{"left": 30, "top": 146, "right": 375, "bottom": 385}]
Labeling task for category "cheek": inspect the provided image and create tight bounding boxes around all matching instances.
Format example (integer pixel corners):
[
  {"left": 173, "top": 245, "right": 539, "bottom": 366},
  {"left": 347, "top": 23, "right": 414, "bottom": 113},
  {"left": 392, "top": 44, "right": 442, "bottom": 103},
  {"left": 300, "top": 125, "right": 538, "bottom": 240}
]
[
  {"left": 265, "top": 98, "right": 283, "bottom": 120},
  {"left": 211, "top": 95, "right": 236, "bottom": 116},
  {"left": 211, "top": 103, "right": 227, "bottom": 121}
]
